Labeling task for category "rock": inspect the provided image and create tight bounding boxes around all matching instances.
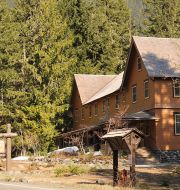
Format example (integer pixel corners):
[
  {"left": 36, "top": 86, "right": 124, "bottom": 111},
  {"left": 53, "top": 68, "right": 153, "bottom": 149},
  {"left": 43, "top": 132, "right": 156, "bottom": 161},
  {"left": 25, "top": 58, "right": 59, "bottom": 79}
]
[{"left": 96, "top": 179, "right": 105, "bottom": 185}]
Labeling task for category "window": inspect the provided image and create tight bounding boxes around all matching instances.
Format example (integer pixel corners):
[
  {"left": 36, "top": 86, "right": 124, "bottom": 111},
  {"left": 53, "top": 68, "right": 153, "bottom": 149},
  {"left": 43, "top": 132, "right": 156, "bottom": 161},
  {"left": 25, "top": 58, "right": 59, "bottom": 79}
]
[
  {"left": 95, "top": 103, "right": 98, "bottom": 116},
  {"left": 137, "top": 57, "right": 142, "bottom": 71},
  {"left": 115, "top": 94, "right": 120, "bottom": 109},
  {"left": 89, "top": 106, "right": 92, "bottom": 118},
  {"left": 81, "top": 107, "right": 85, "bottom": 120},
  {"left": 175, "top": 114, "right": 180, "bottom": 135},
  {"left": 144, "top": 80, "right": 149, "bottom": 99},
  {"left": 102, "top": 100, "right": 106, "bottom": 112},
  {"left": 107, "top": 98, "right": 110, "bottom": 109},
  {"left": 173, "top": 80, "right": 180, "bottom": 97},
  {"left": 132, "top": 85, "right": 137, "bottom": 103},
  {"left": 74, "top": 109, "right": 78, "bottom": 122}
]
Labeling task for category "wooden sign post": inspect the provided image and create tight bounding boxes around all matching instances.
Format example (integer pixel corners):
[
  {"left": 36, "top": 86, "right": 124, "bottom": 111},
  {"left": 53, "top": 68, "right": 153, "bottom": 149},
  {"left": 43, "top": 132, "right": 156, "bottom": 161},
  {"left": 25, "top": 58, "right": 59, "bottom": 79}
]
[{"left": 0, "top": 124, "right": 17, "bottom": 171}]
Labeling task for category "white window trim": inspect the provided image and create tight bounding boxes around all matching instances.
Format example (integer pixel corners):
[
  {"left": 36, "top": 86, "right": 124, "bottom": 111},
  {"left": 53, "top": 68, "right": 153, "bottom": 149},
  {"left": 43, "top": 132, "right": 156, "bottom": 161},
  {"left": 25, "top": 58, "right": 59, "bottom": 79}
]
[
  {"left": 132, "top": 85, "right": 137, "bottom": 103},
  {"left": 89, "top": 106, "right": 92, "bottom": 118},
  {"left": 81, "top": 108, "right": 85, "bottom": 120},
  {"left": 144, "top": 80, "right": 149, "bottom": 99},
  {"left": 115, "top": 94, "right": 120, "bottom": 109},
  {"left": 74, "top": 109, "right": 78, "bottom": 122},
  {"left": 175, "top": 114, "right": 180, "bottom": 135},
  {"left": 173, "top": 81, "right": 180, "bottom": 97},
  {"left": 102, "top": 100, "right": 106, "bottom": 113},
  {"left": 137, "top": 57, "right": 142, "bottom": 71},
  {"left": 94, "top": 103, "right": 98, "bottom": 116}
]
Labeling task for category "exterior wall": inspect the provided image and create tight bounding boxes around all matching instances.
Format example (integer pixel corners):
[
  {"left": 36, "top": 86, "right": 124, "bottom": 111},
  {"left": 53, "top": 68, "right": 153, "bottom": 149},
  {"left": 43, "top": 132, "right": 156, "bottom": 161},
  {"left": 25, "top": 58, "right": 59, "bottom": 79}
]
[
  {"left": 155, "top": 108, "right": 180, "bottom": 150},
  {"left": 71, "top": 44, "right": 180, "bottom": 151},
  {"left": 72, "top": 90, "right": 121, "bottom": 130},
  {"left": 154, "top": 78, "right": 180, "bottom": 108},
  {"left": 120, "top": 49, "right": 154, "bottom": 115}
]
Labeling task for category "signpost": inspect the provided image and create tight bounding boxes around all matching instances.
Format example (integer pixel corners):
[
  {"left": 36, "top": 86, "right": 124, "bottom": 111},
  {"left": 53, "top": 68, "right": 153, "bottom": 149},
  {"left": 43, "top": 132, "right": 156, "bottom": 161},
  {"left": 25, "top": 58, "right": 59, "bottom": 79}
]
[{"left": 0, "top": 124, "right": 17, "bottom": 171}]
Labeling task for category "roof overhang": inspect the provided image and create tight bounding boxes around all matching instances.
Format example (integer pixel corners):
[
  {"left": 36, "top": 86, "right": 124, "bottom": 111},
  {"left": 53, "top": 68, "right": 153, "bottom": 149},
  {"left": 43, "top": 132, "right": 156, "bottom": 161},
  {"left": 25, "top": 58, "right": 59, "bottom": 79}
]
[{"left": 121, "top": 111, "right": 159, "bottom": 121}]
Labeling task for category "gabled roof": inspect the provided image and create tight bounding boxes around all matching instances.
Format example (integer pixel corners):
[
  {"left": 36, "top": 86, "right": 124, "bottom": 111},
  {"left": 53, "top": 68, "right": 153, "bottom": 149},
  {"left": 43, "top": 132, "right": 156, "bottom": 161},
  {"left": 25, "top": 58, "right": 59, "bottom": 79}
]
[
  {"left": 84, "top": 72, "right": 124, "bottom": 104},
  {"left": 74, "top": 74, "right": 116, "bottom": 104},
  {"left": 133, "top": 36, "right": 180, "bottom": 78}
]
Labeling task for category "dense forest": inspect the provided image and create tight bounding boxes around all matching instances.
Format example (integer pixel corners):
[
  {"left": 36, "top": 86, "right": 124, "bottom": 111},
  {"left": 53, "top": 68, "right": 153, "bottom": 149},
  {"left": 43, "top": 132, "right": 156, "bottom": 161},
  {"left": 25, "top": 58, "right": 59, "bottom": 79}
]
[{"left": 0, "top": 0, "right": 180, "bottom": 155}]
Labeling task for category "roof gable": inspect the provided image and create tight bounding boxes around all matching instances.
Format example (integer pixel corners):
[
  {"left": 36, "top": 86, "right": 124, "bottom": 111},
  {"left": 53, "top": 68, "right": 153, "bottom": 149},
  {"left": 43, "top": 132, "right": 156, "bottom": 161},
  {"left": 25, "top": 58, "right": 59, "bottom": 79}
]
[
  {"left": 74, "top": 74, "right": 116, "bottom": 104},
  {"left": 84, "top": 72, "right": 124, "bottom": 104},
  {"left": 133, "top": 36, "right": 180, "bottom": 78}
]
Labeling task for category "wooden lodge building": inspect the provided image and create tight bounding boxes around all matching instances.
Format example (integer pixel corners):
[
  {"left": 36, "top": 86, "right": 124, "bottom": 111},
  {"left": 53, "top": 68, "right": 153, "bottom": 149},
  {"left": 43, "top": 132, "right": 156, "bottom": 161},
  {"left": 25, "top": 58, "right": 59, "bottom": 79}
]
[{"left": 61, "top": 36, "right": 180, "bottom": 154}]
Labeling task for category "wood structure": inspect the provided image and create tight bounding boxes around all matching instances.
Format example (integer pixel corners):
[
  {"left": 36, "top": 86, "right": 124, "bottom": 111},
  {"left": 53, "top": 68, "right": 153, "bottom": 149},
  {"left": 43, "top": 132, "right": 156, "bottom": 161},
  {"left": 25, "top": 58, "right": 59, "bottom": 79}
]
[
  {"left": 102, "top": 128, "right": 144, "bottom": 186},
  {"left": 0, "top": 124, "right": 17, "bottom": 171},
  {"left": 69, "top": 36, "right": 180, "bottom": 151}
]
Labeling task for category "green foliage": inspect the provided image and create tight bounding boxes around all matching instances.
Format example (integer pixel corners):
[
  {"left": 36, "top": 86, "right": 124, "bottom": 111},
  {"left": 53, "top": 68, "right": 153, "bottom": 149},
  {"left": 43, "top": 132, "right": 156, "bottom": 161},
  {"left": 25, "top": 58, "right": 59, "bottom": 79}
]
[
  {"left": 141, "top": 0, "right": 180, "bottom": 37},
  {"left": 54, "top": 164, "right": 90, "bottom": 176},
  {"left": 59, "top": 0, "right": 131, "bottom": 74}
]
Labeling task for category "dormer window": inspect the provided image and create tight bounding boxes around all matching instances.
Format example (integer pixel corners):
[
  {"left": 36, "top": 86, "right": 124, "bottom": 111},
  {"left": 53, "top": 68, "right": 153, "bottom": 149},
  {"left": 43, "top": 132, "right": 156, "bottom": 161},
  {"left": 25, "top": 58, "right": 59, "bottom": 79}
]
[
  {"left": 173, "top": 79, "right": 180, "bottom": 97},
  {"left": 137, "top": 57, "right": 142, "bottom": 71}
]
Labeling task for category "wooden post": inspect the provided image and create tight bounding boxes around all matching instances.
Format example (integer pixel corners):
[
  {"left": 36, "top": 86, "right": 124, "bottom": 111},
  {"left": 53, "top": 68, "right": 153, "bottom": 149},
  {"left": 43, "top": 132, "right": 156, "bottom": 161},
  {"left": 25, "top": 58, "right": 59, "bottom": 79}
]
[
  {"left": 113, "top": 150, "right": 119, "bottom": 186},
  {"left": 130, "top": 133, "right": 136, "bottom": 186},
  {"left": 6, "top": 124, "right": 11, "bottom": 171}
]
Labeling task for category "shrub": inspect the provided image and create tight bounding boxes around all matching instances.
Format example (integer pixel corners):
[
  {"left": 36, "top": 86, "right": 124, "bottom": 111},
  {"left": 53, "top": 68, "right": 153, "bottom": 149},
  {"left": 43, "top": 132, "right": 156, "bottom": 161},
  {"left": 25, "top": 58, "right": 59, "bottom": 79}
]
[{"left": 54, "top": 164, "right": 89, "bottom": 177}]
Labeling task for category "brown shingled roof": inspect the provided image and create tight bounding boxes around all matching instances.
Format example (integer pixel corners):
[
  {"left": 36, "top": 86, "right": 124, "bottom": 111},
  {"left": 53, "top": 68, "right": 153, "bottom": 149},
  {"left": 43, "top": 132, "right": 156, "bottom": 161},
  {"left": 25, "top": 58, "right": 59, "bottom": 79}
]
[
  {"left": 133, "top": 36, "right": 180, "bottom": 78},
  {"left": 74, "top": 74, "right": 116, "bottom": 104}
]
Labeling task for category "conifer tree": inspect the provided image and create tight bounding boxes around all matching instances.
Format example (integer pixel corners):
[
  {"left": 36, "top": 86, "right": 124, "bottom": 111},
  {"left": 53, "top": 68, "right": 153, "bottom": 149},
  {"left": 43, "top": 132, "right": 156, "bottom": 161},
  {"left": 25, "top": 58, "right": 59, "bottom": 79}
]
[{"left": 142, "top": 0, "right": 180, "bottom": 37}]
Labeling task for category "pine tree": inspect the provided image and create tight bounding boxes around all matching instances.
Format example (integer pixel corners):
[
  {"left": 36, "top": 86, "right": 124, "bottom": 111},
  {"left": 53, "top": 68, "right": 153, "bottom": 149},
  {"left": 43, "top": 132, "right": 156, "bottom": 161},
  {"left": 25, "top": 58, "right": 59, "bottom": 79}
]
[
  {"left": 60, "top": 0, "right": 131, "bottom": 74},
  {"left": 142, "top": 0, "right": 180, "bottom": 37},
  {"left": 0, "top": 0, "right": 76, "bottom": 154}
]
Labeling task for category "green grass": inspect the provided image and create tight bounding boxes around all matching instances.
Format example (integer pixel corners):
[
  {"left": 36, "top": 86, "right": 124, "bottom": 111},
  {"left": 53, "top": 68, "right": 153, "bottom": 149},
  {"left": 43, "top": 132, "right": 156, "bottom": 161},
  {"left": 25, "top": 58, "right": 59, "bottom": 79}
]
[{"left": 54, "top": 164, "right": 91, "bottom": 176}]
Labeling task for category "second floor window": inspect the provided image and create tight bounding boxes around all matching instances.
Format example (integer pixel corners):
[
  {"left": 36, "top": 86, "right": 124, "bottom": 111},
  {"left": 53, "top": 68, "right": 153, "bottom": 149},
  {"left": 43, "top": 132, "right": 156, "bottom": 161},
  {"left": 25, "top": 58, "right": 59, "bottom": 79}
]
[
  {"left": 74, "top": 109, "right": 78, "bottom": 122},
  {"left": 132, "top": 85, "right": 137, "bottom": 103},
  {"left": 81, "top": 108, "right": 85, "bottom": 120},
  {"left": 174, "top": 80, "right": 180, "bottom": 97},
  {"left": 144, "top": 80, "right": 149, "bottom": 99},
  {"left": 95, "top": 103, "right": 98, "bottom": 116},
  {"left": 102, "top": 100, "right": 106, "bottom": 112},
  {"left": 115, "top": 94, "right": 120, "bottom": 108},
  {"left": 175, "top": 114, "right": 180, "bottom": 135},
  {"left": 137, "top": 57, "right": 142, "bottom": 71},
  {"left": 107, "top": 98, "right": 110, "bottom": 109},
  {"left": 89, "top": 106, "right": 92, "bottom": 117}
]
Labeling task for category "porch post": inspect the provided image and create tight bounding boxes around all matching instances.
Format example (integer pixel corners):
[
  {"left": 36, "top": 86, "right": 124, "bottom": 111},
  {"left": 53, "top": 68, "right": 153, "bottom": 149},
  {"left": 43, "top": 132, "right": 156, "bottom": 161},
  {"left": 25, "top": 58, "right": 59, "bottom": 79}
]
[{"left": 113, "top": 150, "right": 119, "bottom": 186}]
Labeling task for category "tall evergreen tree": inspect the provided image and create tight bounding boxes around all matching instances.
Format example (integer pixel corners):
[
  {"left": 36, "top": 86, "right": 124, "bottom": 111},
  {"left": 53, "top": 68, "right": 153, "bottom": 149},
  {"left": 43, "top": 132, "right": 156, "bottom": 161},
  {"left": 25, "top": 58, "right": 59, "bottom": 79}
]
[
  {"left": 60, "top": 0, "right": 131, "bottom": 74},
  {"left": 142, "top": 0, "right": 180, "bottom": 37},
  {"left": 0, "top": 0, "right": 76, "bottom": 154}
]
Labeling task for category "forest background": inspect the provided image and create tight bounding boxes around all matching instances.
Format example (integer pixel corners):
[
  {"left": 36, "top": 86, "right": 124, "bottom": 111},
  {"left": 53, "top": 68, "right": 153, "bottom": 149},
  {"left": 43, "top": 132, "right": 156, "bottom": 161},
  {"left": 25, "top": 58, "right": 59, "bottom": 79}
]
[{"left": 0, "top": 0, "right": 179, "bottom": 155}]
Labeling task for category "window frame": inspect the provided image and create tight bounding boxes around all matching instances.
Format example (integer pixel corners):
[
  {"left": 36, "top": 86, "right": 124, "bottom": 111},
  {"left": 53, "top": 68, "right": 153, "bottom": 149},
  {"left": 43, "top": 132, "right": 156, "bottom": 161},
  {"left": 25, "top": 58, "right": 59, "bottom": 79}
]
[
  {"left": 102, "top": 100, "right": 106, "bottom": 112},
  {"left": 144, "top": 80, "right": 149, "bottom": 99},
  {"left": 137, "top": 57, "right": 142, "bottom": 71},
  {"left": 115, "top": 94, "right": 120, "bottom": 109},
  {"left": 132, "top": 85, "right": 137, "bottom": 103},
  {"left": 89, "top": 105, "right": 92, "bottom": 118},
  {"left": 173, "top": 80, "right": 180, "bottom": 97},
  {"left": 175, "top": 113, "right": 180, "bottom": 135},
  {"left": 81, "top": 107, "right": 85, "bottom": 120},
  {"left": 107, "top": 97, "right": 110, "bottom": 110},
  {"left": 94, "top": 103, "right": 98, "bottom": 116},
  {"left": 74, "top": 109, "right": 78, "bottom": 122}
]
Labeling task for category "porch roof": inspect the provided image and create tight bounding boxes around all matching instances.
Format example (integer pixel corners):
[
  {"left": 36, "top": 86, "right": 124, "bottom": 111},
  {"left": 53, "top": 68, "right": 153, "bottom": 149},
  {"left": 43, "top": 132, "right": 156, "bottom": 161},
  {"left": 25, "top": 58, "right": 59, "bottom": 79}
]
[{"left": 121, "top": 111, "right": 158, "bottom": 121}]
